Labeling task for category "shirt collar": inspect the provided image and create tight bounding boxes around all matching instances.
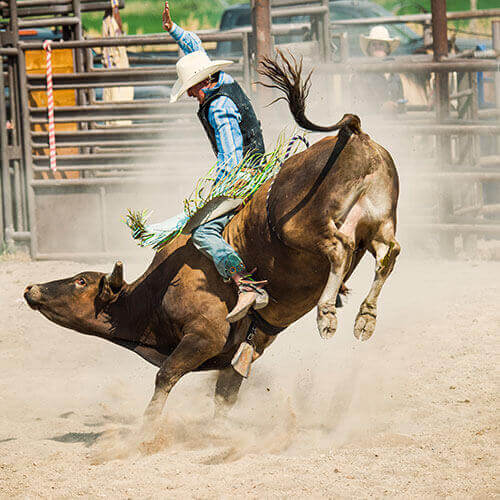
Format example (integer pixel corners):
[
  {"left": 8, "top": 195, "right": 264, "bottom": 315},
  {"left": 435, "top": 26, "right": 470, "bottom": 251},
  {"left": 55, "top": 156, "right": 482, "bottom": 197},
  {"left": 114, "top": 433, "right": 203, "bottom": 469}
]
[{"left": 202, "top": 71, "right": 226, "bottom": 97}]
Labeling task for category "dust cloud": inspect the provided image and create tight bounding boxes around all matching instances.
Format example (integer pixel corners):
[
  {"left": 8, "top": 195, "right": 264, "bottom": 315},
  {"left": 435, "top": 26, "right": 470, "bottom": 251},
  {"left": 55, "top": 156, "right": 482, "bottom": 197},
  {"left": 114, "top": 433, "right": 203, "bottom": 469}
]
[{"left": 1, "top": 250, "right": 498, "bottom": 496}]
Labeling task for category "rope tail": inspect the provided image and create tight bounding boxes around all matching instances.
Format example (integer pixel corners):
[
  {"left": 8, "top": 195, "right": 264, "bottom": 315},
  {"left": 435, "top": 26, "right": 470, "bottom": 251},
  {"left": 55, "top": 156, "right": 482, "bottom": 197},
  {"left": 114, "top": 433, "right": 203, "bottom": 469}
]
[{"left": 258, "top": 49, "right": 361, "bottom": 135}]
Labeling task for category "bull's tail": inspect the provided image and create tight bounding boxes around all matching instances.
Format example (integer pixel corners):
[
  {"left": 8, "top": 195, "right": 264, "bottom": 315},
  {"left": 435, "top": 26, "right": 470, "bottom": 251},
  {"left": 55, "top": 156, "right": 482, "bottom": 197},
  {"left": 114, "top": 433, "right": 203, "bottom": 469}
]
[{"left": 258, "top": 49, "right": 361, "bottom": 135}]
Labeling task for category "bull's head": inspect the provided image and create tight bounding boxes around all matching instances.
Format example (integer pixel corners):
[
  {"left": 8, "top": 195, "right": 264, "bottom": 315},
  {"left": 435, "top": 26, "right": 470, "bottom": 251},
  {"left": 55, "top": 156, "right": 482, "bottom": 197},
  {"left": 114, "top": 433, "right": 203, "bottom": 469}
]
[{"left": 24, "top": 261, "right": 126, "bottom": 337}]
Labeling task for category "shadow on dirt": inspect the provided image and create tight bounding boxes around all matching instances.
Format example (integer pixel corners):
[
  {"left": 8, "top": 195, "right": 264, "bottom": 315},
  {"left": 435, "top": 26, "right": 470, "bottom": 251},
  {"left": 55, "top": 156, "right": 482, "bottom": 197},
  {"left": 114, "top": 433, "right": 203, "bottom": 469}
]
[
  {"left": 0, "top": 438, "right": 17, "bottom": 444},
  {"left": 48, "top": 432, "right": 103, "bottom": 447}
]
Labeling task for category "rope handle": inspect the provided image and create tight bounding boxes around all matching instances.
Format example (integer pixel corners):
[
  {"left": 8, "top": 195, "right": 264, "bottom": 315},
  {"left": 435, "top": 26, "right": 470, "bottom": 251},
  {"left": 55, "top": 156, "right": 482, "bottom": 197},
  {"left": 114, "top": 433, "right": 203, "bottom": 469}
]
[{"left": 282, "top": 134, "right": 310, "bottom": 162}]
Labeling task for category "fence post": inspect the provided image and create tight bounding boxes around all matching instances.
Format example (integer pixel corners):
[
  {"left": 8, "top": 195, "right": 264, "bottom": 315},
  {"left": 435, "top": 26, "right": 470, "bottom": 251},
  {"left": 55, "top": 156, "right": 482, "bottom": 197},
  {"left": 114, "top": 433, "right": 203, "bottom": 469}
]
[
  {"left": 8, "top": 0, "right": 19, "bottom": 43},
  {"left": 71, "top": 0, "right": 83, "bottom": 41},
  {"left": 0, "top": 55, "right": 13, "bottom": 250},
  {"left": 251, "top": 0, "right": 272, "bottom": 106},
  {"left": 10, "top": 55, "right": 29, "bottom": 234},
  {"left": 17, "top": 47, "right": 38, "bottom": 258},
  {"left": 251, "top": 0, "right": 272, "bottom": 63},
  {"left": 431, "top": 0, "right": 455, "bottom": 257},
  {"left": 320, "top": 0, "right": 331, "bottom": 62},
  {"left": 1, "top": 0, "right": 19, "bottom": 251},
  {"left": 0, "top": 68, "right": 4, "bottom": 248},
  {"left": 242, "top": 32, "right": 252, "bottom": 95},
  {"left": 493, "top": 21, "right": 500, "bottom": 154},
  {"left": 464, "top": 70, "right": 480, "bottom": 256}
]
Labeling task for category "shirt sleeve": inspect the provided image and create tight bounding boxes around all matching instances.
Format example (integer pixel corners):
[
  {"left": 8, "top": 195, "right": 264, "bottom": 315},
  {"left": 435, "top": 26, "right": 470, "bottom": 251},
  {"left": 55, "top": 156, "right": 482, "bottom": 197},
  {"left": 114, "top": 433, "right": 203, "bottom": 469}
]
[
  {"left": 168, "top": 23, "right": 204, "bottom": 55},
  {"left": 207, "top": 96, "right": 244, "bottom": 181}
]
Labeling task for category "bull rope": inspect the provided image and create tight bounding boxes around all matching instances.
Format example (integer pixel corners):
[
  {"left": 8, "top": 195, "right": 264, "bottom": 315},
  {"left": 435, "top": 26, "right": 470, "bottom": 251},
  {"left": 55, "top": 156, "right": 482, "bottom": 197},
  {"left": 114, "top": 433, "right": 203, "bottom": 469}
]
[
  {"left": 43, "top": 40, "right": 57, "bottom": 172},
  {"left": 265, "top": 134, "right": 309, "bottom": 243}
]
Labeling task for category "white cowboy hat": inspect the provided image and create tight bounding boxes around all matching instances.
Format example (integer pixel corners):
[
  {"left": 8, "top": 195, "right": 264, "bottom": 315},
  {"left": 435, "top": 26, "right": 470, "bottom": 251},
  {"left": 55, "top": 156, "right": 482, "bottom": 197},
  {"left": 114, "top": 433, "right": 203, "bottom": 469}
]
[
  {"left": 360, "top": 25, "right": 400, "bottom": 56},
  {"left": 170, "top": 51, "right": 233, "bottom": 103}
]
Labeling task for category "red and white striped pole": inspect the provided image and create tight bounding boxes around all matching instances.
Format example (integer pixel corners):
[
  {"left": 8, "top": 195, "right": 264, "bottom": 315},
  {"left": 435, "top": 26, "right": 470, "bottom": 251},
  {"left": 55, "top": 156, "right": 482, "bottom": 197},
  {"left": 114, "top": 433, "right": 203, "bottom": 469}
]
[{"left": 43, "top": 39, "right": 57, "bottom": 172}]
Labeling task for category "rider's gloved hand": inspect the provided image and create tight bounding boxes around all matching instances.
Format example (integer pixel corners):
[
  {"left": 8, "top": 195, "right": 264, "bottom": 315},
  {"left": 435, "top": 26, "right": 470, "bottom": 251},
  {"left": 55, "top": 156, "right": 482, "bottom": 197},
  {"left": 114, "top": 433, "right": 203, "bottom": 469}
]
[{"left": 162, "top": 1, "right": 174, "bottom": 31}]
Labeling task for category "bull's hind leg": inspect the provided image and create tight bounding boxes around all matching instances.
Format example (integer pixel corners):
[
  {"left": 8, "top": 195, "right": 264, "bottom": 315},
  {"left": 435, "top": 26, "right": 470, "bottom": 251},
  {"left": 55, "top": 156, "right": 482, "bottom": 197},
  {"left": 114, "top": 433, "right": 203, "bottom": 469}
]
[
  {"left": 354, "top": 223, "right": 400, "bottom": 341},
  {"left": 317, "top": 226, "right": 354, "bottom": 339}
]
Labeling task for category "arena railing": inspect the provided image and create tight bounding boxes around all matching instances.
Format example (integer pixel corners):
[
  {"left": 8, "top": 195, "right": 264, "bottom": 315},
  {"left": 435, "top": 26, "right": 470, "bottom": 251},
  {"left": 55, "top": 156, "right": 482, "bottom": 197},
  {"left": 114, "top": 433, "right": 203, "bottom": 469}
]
[
  {"left": 2, "top": 0, "right": 499, "bottom": 258},
  {"left": 1, "top": 0, "right": 125, "bottom": 19},
  {"left": 7, "top": 22, "right": 319, "bottom": 258},
  {"left": 323, "top": 14, "right": 500, "bottom": 255},
  {"left": 329, "top": 8, "right": 500, "bottom": 27}
]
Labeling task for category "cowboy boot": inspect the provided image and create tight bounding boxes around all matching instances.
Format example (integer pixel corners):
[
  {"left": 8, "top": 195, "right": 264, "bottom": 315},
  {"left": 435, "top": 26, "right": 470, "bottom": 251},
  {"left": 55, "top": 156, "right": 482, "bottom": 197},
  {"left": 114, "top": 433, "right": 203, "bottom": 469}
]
[{"left": 226, "top": 272, "right": 269, "bottom": 323}]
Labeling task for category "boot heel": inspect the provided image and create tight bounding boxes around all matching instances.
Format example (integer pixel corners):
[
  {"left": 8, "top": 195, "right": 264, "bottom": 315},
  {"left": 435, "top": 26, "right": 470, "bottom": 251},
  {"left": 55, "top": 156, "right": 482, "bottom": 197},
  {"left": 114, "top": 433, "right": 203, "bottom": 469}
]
[{"left": 254, "top": 290, "right": 269, "bottom": 310}]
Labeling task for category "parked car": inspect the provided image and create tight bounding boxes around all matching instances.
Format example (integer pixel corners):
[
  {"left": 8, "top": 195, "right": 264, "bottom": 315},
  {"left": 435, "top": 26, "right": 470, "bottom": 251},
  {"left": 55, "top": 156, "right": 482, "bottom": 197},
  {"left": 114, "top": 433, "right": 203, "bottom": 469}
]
[{"left": 215, "top": 0, "right": 491, "bottom": 59}]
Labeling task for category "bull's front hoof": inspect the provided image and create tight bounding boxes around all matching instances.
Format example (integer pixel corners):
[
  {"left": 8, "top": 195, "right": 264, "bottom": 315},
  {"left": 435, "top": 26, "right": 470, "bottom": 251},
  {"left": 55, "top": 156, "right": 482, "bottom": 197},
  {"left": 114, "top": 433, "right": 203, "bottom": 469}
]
[
  {"left": 353, "top": 310, "right": 377, "bottom": 341},
  {"left": 317, "top": 303, "right": 338, "bottom": 339},
  {"left": 137, "top": 416, "right": 164, "bottom": 454}
]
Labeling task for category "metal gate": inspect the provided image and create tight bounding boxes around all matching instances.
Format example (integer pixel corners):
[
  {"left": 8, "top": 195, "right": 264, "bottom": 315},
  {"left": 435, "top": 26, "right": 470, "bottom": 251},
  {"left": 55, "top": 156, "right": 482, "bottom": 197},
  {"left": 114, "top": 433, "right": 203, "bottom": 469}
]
[
  {"left": 2, "top": 0, "right": 500, "bottom": 258},
  {"left": 1, "top": 0, "right": 332, "bottom": 258}
]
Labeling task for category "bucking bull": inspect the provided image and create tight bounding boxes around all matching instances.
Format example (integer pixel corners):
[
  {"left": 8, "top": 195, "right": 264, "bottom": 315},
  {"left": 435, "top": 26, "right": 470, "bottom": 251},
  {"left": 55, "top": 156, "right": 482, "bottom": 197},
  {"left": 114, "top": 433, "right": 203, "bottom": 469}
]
[{"left": 24, "top": 53, "right": 400, "bottom": 426}]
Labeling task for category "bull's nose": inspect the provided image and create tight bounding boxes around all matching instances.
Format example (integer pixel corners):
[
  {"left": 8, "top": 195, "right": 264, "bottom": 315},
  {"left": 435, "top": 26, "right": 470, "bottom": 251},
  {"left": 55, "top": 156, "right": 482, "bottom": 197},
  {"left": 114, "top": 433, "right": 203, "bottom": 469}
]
[
  {"left": 24, "top": 284, "right": 34, "bottom": 298},
  {"left": 24, "top": 284, "right": 42, "bottom": 308}
]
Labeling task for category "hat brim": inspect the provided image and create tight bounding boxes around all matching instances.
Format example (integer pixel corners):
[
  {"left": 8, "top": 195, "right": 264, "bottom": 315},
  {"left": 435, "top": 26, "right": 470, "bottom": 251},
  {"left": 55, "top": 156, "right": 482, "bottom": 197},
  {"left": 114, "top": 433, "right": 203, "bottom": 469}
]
[
  {"left": 169, "top": 60, "right": 233, "bottom": 103},
  {"left": 360, "top": 35, "right": 400, "bottom": 56}
]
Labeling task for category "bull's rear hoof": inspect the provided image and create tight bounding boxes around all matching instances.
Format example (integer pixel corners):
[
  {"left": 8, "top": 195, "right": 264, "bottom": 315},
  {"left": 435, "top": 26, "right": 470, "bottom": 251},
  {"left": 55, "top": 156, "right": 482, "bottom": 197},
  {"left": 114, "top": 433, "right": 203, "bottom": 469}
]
[
  {"left": 317, "top": 304, "right": 338, "bottom": 339},
  {"left": 353, "top": 311, "right": 377, "bottom": 341}
]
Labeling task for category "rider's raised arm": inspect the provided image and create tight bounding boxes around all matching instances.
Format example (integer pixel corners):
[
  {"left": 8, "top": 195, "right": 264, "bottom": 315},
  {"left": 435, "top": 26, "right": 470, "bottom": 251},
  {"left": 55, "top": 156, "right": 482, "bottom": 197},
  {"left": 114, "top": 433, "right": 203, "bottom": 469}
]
[
  {"left": 208, "top": 97, "right": 243, "bottom": 181},
  {"left": 163, "top": 1, "right": 204, "bottom": 55},
  {"left": 169, "top": 23, "right": 204, "bottom": 55}
]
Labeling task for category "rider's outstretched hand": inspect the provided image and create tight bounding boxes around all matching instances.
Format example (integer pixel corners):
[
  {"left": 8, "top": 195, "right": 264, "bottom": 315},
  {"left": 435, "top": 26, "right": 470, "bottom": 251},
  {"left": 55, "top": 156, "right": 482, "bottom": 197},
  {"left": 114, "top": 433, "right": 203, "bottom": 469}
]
[{"left": 162, "top": 1, "right": 173, "bottom": 31}]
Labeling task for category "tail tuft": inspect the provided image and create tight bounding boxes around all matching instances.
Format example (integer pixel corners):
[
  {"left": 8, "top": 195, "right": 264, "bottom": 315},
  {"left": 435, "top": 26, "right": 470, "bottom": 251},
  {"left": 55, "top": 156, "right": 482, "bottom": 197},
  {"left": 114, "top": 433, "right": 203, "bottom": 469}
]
[
  {"left": 259, "top": 49, "right": 313, "bottom": 130},
  {"left": 258, "top": 50, "right": 362, "bottom": 134}
]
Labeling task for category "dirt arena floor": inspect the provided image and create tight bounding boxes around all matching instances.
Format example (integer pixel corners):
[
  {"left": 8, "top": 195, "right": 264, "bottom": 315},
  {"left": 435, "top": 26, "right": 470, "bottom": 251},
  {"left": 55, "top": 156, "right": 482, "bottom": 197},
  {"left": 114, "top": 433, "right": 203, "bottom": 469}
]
[{"left": 0, "top": 251, "right": 498, "bottom": 498}]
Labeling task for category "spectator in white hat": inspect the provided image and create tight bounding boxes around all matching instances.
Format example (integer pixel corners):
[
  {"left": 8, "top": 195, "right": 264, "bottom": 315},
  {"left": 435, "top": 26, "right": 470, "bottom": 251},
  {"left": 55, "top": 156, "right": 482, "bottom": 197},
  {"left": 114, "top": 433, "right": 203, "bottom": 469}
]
[
  {"left": 350, "top": 25, "right": 405, "bottom": 114},
  {"left": 360, "top": 25, "right": 400, "bottom": 58}
]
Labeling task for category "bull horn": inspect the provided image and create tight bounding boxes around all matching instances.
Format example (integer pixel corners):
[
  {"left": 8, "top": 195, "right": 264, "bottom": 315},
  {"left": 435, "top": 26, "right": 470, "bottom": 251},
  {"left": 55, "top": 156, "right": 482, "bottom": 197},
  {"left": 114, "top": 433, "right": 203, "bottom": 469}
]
[{"left": 106, "top": 261, "right": 124, "bottom": 291}]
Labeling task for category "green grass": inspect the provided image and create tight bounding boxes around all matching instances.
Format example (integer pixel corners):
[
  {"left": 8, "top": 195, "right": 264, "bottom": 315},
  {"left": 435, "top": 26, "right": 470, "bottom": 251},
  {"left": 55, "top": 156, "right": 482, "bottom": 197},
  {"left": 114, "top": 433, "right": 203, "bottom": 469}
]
[
  {"left": 82, "top": 0, "right": 498, "bottom": 36},
  {"left": 82, "top": 0, "right": 244, "bottom": 35}
]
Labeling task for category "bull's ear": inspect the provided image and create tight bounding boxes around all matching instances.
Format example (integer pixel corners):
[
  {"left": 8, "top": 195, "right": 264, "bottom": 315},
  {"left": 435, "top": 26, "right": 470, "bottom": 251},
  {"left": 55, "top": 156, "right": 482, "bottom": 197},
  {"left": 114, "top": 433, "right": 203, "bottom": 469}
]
[{"left": 106, "top": 261, "right": 124, "bottom": 292}]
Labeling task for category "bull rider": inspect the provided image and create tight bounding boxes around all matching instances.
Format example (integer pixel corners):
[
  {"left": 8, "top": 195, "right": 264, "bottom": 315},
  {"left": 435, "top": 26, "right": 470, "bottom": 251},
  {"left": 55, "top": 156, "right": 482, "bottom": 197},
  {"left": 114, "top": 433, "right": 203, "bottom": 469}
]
[{"left": 161, "top": 1, "right": 268, "bottom": 323}]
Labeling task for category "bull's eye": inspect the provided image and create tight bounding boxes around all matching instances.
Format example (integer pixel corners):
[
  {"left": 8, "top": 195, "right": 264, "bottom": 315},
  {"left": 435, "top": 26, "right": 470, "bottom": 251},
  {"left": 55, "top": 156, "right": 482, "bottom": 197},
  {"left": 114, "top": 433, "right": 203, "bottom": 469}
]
[{"left": 75, "top": 277, "right": 87, "bottom": 287}]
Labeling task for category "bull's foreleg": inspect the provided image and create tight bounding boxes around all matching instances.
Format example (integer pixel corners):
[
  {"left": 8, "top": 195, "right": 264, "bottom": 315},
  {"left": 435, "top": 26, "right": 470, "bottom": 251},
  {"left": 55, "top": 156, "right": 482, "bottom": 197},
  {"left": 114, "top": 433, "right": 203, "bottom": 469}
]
[
  {"left": 317, "top": 229, "right": 354, "bottom": 339},
  {"left": 143, "top": 328, "right": 225, "bottom": 434},
  {"left": 354, "top": 223, "right": 400, "bottom": 341},
  {"left": 214, "top": 366, "right": 244, "bottom": 419}
]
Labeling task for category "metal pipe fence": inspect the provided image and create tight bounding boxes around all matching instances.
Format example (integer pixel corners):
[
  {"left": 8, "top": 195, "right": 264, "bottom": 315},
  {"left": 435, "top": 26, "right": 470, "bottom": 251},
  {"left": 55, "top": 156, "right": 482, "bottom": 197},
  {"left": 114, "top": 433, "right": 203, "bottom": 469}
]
[
  {"left": 0, "top": 0, "right": 499, "bottom": 259},
  {"left": 330, "top": 8, "right": 500, "bottom": 26}
]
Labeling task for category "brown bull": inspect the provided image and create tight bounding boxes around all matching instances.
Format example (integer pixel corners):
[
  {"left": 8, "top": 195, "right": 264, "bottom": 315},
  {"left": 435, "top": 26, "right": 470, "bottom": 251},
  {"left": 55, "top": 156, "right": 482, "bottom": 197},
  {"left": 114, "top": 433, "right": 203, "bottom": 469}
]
[{"left": 24, "top": 53, "right": 400, "bottom": 427}]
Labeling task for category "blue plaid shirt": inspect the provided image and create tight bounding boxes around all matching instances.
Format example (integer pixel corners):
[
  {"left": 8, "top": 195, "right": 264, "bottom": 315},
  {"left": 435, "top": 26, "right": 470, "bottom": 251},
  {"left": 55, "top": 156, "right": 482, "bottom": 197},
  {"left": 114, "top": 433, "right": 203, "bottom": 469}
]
[{"left": 169, "top": 23, "right": 243, "bottom": 180}]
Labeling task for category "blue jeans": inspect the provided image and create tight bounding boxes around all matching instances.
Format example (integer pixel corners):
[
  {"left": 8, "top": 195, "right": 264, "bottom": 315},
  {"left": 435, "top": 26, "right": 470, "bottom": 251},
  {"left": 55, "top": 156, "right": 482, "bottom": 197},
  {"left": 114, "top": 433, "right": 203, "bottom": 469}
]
[{"left": 191, "top": 212, "right": 245, "bottom": 280}]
